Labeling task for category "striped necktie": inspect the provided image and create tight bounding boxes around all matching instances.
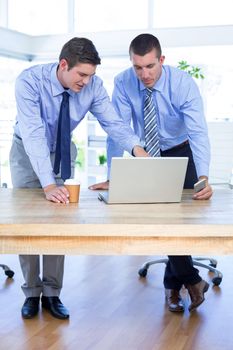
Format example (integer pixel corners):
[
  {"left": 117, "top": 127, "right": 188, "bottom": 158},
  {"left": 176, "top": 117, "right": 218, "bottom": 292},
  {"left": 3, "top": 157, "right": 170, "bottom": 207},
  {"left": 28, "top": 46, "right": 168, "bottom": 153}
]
[
  {"left": 144, "top": 88, "right": 160, "bottom": 157},
  {"left": 53, "top": 91, "right": 71, "bottom": 181}
]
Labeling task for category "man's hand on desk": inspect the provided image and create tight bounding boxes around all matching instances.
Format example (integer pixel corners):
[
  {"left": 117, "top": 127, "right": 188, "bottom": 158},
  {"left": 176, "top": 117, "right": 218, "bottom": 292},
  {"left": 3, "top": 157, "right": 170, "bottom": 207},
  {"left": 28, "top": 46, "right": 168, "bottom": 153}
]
[
  {"left": 43, "top": 184, "right": 69, "bottom": 203},
  {"left": 193, "top": 177, "right": 213, "bottom": 200},
  {"left": 89, "top": 180, "right": 109, "bottom": 191},
  {"left": 132, "top": 145, "right": 149, "bottom": 157}
]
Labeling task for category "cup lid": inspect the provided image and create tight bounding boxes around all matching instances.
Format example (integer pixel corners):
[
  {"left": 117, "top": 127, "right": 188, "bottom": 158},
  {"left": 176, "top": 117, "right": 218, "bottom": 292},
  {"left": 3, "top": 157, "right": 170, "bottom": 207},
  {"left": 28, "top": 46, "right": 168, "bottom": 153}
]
[{"left": 64, "top": 179, "right": 80, "bottom": 185}]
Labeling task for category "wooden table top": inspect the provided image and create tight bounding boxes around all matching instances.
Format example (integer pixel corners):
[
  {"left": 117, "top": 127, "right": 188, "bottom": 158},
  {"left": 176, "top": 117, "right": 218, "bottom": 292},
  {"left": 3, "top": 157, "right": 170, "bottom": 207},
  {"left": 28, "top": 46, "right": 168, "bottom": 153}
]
[{"left": 0, "top": 188, "right": 233, "bottom": 255}]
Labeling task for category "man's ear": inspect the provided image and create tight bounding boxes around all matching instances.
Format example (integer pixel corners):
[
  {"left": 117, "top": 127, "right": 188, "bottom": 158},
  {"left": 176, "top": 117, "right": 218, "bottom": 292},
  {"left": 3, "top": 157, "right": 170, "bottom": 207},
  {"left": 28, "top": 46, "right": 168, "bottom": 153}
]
[
  {"left": 160, "top": 55, "right": 165, "bottom": 64},
  {"left": 59, "top": 59, "right": 68, "bottom": 71}
]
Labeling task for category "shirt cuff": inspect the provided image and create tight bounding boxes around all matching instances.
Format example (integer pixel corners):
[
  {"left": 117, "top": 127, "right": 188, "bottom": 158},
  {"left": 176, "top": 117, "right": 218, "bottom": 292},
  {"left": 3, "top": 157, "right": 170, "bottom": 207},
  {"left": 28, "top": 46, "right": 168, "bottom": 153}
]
[
  {"left": 126, "top": 136, "right": 143, "bottom": 155},
  {"left": 39, "top": 174, "right": 56, "bottom": 188},
  {"left": 196, "top": 165, "right": 209, "bottom": 179}
]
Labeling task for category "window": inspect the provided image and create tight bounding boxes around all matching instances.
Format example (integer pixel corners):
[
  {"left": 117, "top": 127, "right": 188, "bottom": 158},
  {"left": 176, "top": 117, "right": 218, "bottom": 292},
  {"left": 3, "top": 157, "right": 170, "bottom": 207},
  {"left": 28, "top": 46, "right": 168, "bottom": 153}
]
[
  {"left": 153, "top": 0, "right": 233, "bottom": 28},
  {"left": 74, "top": 0, "right": 148, "bottom": 32},
  {"left": 7, "top": 0, "right": 68, "bottom": 35},
  {"left": 0, "top": 57, "right": 30, "bottom": 186},
  {"left": 164, "top": 45, "right": 233, "bottom": 121}
]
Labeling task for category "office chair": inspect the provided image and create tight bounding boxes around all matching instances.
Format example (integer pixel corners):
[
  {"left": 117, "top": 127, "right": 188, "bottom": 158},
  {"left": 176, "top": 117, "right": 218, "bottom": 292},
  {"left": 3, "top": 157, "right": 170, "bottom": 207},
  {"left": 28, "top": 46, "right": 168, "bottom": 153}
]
[
  {"left": 138, "top": 257, "right": 223, "bottom": 286},
  {"left": 0, "top": 181, "right": 15, "bottom": 279}
]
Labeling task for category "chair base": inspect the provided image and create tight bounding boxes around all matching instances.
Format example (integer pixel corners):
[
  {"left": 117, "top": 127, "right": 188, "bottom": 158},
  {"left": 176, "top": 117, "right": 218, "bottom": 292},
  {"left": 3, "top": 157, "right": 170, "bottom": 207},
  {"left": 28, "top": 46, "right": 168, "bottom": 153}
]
[{"left": 138, "top": 257, "right": 223, "bottom": 286}]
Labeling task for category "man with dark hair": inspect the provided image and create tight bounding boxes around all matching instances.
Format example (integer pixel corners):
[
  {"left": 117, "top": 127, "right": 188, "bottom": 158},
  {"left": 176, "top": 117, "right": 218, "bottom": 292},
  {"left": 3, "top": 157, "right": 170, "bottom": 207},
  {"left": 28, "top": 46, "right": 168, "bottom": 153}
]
[
  {"left": 129, "top": 33, "right": 162, "bottom": 57},
  {"left": 59, "top": 37, "right": 101, "bottom": 67},
  {"left": 90, "top": 33, "right": 213, "bottom": 313},
  {"left": 10, "top": 37, "right": 147, "bottom": 320}
]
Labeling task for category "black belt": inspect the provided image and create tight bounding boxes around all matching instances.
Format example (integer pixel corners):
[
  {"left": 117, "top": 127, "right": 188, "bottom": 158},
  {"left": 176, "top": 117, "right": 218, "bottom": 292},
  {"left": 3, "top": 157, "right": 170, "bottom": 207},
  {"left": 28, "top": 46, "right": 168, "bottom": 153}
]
[
  {"left": 13, "top": 134, "right": 22, "bottom": 141},
  {"left": 144, "top": 140, "right": 189, "bottom": 153},
  {"left": 166, "top": 140, "right": 189, "bottom": 151}
]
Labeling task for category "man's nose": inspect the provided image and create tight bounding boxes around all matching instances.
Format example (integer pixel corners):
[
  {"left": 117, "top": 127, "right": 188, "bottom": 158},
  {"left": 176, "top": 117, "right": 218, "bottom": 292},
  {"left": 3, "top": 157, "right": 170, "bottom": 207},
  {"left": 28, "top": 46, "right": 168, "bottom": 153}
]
[
  {"left": 83, "top": 76, "right": 91, "bottom": 85},
  {"left": 141, "top": 68, "right": 149, "bottom": 79}
]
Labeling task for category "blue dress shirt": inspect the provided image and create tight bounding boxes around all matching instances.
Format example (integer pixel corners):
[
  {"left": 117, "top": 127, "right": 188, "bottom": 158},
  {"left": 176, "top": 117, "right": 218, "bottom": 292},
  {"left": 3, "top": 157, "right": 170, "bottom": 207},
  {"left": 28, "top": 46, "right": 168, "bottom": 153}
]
[
  {"left": 14, "top": 63, "right": 141, "bottom": 187},
  {"left": 107, "top": 65, "right": 210, "bottom": 178}
]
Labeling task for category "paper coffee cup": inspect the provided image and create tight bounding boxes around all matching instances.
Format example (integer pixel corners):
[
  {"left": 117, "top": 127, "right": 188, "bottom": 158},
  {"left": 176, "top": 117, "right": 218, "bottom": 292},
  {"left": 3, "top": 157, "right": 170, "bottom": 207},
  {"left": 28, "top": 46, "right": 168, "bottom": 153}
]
[{"left": 64, "top": 179, "right": 80, "bottom": 203}]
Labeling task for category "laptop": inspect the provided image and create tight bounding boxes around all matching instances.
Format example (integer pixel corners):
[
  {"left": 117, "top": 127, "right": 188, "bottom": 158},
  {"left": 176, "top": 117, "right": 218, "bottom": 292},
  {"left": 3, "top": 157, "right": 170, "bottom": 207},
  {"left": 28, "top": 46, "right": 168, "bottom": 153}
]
[{"left": 98, "top": 157, "right": 188, "bottom": 204}]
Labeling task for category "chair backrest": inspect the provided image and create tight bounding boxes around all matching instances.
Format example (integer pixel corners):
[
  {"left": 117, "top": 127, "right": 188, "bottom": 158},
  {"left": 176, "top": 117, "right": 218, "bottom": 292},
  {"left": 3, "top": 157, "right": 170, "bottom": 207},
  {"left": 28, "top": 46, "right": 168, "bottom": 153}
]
[{"left": 208, "top": 121, "right": 233, "bottom": 186}]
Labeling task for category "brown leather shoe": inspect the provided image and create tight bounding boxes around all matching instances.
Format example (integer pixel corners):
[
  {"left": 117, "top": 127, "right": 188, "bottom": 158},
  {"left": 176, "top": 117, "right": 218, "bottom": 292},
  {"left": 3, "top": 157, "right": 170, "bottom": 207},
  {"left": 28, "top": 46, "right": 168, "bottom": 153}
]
[
  {"left": 165, "top": 289, "right": 184, "bottom": 312},
  {"left": 186, "top": 280, "right": 209, "bottom": 312}
]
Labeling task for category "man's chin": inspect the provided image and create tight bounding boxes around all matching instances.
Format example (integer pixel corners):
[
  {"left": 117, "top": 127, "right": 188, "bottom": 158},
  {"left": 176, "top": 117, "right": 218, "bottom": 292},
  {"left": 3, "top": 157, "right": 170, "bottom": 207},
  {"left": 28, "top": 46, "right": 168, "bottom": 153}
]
[
  {"left": 72, "top": 85, "right": 83, "bottom": 92},
  {"left": 143, "top": 82, "right": 154, "bottom": 88}
]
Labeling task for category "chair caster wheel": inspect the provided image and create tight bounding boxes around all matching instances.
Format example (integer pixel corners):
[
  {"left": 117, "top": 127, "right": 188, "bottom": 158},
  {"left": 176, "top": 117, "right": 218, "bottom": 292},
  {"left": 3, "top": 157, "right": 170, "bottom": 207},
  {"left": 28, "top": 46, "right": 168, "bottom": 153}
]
[
  {"left": 210, "top": 263, "right": 217, "bottom": 268},
  {"left": 212, "top": 277, "right": 222, "bottom": 286},
  {"left": 138, "top": 268, "right": 147, "bottom": 277},
  {"left": 5, "top": 270, "right": 14, "bottom": 278}
]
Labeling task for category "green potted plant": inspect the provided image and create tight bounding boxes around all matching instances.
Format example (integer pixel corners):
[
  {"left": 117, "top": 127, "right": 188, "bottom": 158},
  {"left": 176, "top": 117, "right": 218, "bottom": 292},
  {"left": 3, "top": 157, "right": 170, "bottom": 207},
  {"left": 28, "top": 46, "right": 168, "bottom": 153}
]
[
  {"left": 98, "top": 153, "right": 107, "bottom": 165},
  {"left": 177, "top": 60, "right": 204, "bottom": 79}
]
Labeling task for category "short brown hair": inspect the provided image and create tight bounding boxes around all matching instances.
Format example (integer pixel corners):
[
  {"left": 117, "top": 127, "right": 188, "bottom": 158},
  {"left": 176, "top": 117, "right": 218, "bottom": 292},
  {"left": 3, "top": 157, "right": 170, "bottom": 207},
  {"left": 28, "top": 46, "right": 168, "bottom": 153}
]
[
  {"left": 59, "top": 37, "right": 101, "bottom": 70},
  {"left": 129, "top": 33, "right": 162, "bottom": 58}
]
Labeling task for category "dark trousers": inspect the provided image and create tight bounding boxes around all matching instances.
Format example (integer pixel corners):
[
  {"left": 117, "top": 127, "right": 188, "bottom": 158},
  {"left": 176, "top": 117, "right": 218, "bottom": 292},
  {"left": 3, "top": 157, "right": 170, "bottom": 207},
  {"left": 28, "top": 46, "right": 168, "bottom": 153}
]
[{"left": 160, "top": 141, "right": 202, "bottom": 289}]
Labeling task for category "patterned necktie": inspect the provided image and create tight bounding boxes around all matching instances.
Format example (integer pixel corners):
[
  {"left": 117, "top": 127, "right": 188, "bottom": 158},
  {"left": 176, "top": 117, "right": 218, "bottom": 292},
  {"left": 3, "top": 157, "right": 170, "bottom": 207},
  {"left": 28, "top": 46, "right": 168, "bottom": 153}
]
[
  {"left": 144, "top": 88, "right": 160, "bottom": 157},
  {"left": 53, "top": 91, "right": 71, "bottom": 181}
]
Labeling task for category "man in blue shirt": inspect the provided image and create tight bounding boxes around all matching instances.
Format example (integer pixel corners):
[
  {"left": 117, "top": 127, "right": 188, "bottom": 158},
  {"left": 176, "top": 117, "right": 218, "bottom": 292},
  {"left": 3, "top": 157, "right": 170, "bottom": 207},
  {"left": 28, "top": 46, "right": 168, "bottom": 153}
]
[
  {"left": 10, "top": 37, "right": 147, "bottom": 320},
  {"left": 90, "top": 34, "right": 213, "bottom": 313}
]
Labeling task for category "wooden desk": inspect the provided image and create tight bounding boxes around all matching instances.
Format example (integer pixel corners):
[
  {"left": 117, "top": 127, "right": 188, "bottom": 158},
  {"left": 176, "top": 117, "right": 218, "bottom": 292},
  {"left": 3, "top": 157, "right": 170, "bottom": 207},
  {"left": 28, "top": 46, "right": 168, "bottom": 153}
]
[{"left": 0, "top": 188, "right": 233, "bottom": 255}]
